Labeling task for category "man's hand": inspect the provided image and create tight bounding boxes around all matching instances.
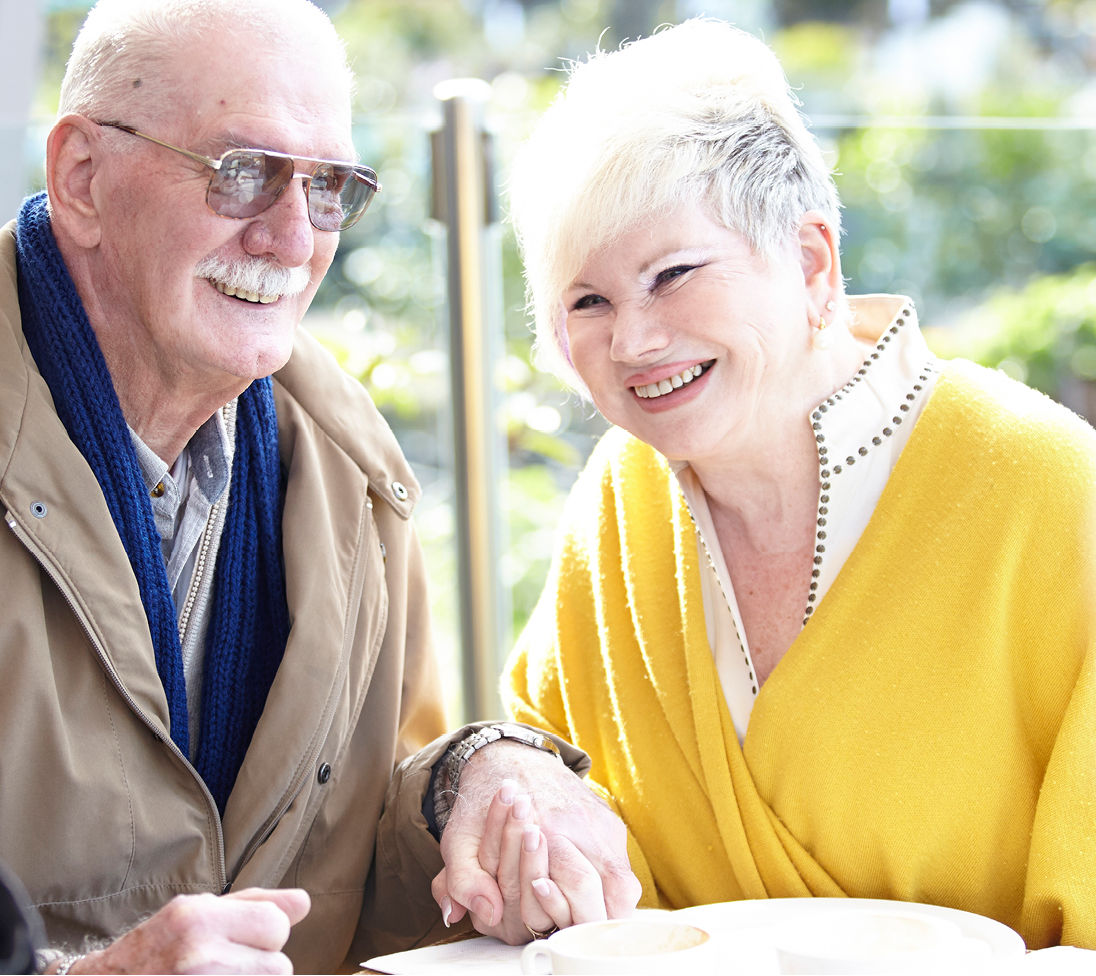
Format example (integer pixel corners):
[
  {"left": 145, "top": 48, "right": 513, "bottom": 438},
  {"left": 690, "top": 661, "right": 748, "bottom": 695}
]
[
  {"left": 61, "top": 887, "right": 310, "bottom": 974},
  {"left": 432, "top": 741, "right": 640, "bottom": 944}
]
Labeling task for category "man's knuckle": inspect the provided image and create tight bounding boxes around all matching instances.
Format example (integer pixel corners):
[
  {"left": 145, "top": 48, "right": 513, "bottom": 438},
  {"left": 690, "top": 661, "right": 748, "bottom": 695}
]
[
  {"left": 175, "top": 943, "right": 215, "bottom": 972},
  {"left": 607, "top": 876, "right": 643, "bottom": 912},
  {"left": 264, "top": 950, "right": 294, "bottom": 974},
  {"left": 607, "top": 856, "right": 636, "bottom": 878},
  {"left": 268, "top": 909, "right": 292, "bottom": 945},
  {"left": 580, "top": 872, "right": 606, "bottom": 897},
  {"left": 164, "top": 893, "right": 212, "bottom": 934}
]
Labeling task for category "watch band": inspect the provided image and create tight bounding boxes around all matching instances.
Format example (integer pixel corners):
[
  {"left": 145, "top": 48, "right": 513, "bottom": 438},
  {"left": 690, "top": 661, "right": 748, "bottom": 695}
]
[{"left": 433, "top": 724, "right": 562, "bottom": 833}]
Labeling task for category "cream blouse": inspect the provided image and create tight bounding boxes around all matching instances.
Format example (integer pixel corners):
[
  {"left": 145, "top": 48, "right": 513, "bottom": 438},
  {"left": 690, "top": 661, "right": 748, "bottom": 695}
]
[{"left": 676, "top": 295, "right": 941, "bottom": 742}]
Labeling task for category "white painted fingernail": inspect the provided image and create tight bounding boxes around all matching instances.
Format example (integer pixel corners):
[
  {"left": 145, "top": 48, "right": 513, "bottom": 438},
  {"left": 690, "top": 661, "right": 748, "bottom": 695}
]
[
  {"left": 523, "top": 824, "right": 540, "bottom": 852},
  {"left": 532, "top": 878, "right": 551, "bottom": 898},
  {"left": 499, "top": 780, "right": 516, "bottom": 804},
  {"left": 513, "top": 794, "right": 532, "bottom": 819},
  {"left": 442, "top": 897, "right": 452, "bottom": 927}
]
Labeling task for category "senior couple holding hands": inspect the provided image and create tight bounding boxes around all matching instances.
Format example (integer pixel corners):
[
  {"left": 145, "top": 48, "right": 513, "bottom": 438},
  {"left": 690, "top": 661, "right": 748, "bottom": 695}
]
[{"left": 1, "top": 0, "right": 1092, "bottom": 972}]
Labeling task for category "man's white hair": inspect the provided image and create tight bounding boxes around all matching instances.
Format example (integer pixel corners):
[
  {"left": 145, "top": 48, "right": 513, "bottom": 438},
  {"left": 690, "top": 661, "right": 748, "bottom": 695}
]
[
  {"left": 59, "top": 0, "right": 353, "bottom": 125},
  {"left": 508, "top": 18, "right": 842, "bottom": 390}
]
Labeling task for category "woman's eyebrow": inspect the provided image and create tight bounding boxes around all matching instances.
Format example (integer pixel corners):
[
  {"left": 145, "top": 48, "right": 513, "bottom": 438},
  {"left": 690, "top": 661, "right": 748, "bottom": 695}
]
[{"left": 638, "top": 247, "right": 713, "bottom": 278}]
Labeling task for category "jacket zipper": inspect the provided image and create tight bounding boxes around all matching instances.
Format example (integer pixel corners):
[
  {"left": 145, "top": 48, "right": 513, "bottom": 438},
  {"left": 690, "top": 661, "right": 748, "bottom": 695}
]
[
  {"left": 162, "top": 489, "right": 312, "bottom": 885},
  {"left": 177, "top": 493, "right": 223, "bottom": 654},
  {"left": 179, "top": 398, "right": 236, "bottom": 651},
  {"left": 4, "top": 509, "right": 229, "bottom": 890}
]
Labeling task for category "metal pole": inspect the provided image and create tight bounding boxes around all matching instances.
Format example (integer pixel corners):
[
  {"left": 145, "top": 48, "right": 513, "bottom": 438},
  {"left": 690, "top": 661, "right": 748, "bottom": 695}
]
[{"left": 431, "top": 79, "right": 506, "bottom": 721}]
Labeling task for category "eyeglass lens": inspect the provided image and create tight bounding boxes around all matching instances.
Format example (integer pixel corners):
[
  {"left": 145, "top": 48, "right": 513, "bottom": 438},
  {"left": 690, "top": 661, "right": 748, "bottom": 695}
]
[{"left": 207, "top": 150, "right": 376, "bottom": 231}]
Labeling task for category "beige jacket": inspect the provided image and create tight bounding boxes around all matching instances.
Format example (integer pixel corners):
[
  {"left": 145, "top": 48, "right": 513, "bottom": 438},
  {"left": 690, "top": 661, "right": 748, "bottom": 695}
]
[{"left": 0, "top": 219, "right": 468, "bottom": 972}]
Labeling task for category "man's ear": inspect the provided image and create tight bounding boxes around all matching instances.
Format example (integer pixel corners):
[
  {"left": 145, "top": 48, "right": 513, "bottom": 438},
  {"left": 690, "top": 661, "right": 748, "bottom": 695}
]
[
  {"left": 46, "top": 114, "right": 104, "bottom": 249},
  {"left": 798, "top": 210, "right": 842, "bottom": 311}
]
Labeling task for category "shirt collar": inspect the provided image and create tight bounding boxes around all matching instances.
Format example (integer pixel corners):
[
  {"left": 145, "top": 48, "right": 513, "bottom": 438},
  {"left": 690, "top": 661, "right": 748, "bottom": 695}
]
[
  {"left": 811, "top": 294, "right": 937, "bottom": 482},
  {"left": 129, "top": 404, "right": 234, "bottom": 510}
]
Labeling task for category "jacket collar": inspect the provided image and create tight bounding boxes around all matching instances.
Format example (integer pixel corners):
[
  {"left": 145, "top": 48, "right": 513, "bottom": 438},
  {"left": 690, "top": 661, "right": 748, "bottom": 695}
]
[
  {"left": 0, "top": 220, "right": 27, "bottom": 482},
  {"left": 274, "top": 326, "right": 419, "bottom": 519}
]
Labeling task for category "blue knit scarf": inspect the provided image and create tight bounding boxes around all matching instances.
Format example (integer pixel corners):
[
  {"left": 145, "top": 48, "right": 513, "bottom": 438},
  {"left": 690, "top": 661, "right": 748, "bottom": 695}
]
[{"left": 16, "top": 193, "right": 290, "bottom": 815}]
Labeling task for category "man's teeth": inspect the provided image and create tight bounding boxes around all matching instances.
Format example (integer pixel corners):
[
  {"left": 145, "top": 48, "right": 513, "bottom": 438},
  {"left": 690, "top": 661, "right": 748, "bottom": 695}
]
[
  {"left": 634, "top": 362, "right": 708, "bottom": 399},
  {"left": 214, "top": 281, "right": 279, "bottom": 304}
]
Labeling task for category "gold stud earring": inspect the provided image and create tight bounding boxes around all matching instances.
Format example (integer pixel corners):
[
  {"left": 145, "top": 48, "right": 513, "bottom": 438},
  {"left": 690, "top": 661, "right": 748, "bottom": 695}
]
[{"left": 812, "top": 314, "right": 832, "bottom": 351}]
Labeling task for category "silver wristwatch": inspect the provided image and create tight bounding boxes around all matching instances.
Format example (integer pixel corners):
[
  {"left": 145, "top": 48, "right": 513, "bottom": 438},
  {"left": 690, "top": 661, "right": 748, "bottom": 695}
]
[{"left": 433, "top": 724, "right": 562, "bottom": 833}]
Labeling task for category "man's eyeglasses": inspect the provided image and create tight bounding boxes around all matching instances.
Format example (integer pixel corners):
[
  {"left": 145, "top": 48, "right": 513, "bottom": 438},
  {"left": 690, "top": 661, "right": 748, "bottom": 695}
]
[{"left": 96, "top": 121, "right": 380, "bottom": 232}]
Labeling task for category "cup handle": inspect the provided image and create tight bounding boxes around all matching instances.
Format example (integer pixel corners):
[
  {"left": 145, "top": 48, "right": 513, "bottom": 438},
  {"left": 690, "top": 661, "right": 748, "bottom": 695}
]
[{"left": 520, "top": 940, "right": 554, "bottom": 974}]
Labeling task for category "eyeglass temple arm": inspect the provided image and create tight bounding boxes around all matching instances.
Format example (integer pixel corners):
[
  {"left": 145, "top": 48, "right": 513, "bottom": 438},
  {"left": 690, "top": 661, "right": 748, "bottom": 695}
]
[
  {"left": 96, "top": 119, "right": 379, "bottom": 192},
  {"left": 95, "top": 121, "right": 222, "bottom": 171}
]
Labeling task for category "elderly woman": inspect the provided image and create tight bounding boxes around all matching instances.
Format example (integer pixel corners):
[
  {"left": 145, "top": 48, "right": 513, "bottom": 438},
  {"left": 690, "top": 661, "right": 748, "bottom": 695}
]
[{"left": 495, "top": 18, "right": 1096, "bottom": 950}]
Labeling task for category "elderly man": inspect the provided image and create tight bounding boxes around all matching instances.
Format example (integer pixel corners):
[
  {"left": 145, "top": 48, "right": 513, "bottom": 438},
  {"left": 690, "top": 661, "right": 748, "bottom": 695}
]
[{"left": 0, "top": 1, "right": 636, "bottom": 972}]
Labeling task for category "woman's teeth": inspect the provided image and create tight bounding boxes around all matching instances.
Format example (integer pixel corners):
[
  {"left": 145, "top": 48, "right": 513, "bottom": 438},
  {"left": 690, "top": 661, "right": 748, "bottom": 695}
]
[
  {"left": 633, "top": 362, "right": 709, "bottom": 399},
  {"left": 214, "top": 281, "right": 279, "bottom": 304}
]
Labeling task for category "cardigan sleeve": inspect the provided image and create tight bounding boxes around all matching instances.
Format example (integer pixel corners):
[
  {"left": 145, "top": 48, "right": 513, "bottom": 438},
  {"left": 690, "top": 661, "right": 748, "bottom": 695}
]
[
  {"left": 1023, "top": 639, "right": 1096, "bottom": 947},
  {"left": 501, "top": 451, "right": 661, "bottom": 905},
  {"left": 1020, "top": 479, "right": 1096, "bottom": 947}
]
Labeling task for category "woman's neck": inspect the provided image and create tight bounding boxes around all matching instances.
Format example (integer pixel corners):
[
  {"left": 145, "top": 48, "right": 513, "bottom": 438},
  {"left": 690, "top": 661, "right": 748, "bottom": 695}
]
[{"left": 690, "top": 324, "right": 870, "bottom": 550}]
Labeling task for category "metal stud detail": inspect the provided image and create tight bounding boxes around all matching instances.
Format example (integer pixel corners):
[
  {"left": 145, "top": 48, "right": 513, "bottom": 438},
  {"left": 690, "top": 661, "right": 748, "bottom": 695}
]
[
  {"left": 801, "top": 302, "right": 935, "bottom": 630},
  {"left": 685, "top": 506, "right": 758, "bottom": 698}
]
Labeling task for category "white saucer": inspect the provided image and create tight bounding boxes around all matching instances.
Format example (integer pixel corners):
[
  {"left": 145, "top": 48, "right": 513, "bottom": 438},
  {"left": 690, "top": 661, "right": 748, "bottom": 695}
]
[{"left": 673, "top": 897, "right": 1026, "bottom": 974}]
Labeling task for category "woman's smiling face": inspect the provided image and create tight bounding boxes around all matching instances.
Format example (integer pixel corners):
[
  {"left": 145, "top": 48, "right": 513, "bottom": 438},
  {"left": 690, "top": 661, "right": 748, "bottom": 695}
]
[{"left": 563, "top": 201, "right": 817, "bottom": 466}]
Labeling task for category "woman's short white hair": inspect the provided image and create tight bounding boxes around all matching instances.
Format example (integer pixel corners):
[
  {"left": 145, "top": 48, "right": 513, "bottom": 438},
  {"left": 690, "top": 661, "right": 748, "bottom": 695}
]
[
  {"left": 59, "top": 0, "right": 352, "bottom": 125},
  {"left": 508, "top": 18, "right": 842, "bottom": 389}
]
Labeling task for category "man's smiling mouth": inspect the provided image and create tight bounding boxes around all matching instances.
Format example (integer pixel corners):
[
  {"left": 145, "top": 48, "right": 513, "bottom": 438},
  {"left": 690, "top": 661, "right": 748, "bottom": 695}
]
[
  {"left": 213, "top": 281, "right": 280, "bottom": 304},
  {"left": 633, "top": 360, "right": 713, "bottom": 399}
]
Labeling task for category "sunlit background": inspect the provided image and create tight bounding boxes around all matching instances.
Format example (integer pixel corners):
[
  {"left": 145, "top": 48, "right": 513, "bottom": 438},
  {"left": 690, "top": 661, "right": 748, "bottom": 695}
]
[{"left": 7, "top": 0, "right": 1096, "bottom": 721}]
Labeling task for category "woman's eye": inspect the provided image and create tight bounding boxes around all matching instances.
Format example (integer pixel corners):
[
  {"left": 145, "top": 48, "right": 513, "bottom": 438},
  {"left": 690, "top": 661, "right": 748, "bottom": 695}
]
[
  {"left": 654, "top": 265, "right": 696, "bottom": 287},
  {"left": 572, "top": 293, "right": 606, "bottom": 311}
]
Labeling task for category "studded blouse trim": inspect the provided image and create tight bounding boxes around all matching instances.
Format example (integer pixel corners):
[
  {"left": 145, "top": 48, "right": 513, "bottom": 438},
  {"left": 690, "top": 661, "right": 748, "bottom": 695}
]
[
  {"left": 804, "top": 301, "right": 939, "bottom": 624},
  {"left": 689, "top": 507, "right": 758, "bottom": 696}
]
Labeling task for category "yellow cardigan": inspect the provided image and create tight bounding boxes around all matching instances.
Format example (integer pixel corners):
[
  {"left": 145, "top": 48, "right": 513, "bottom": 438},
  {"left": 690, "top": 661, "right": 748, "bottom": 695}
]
[{"left": 503, "top": 359, "right": 1096, "bottom": 949}]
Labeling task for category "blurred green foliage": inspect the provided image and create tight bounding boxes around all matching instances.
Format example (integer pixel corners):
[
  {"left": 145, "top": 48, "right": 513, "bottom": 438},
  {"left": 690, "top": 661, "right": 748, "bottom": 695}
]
[
  {"left": 928, "top": 264, "right": 1096, "bottom": 421},
  {"left": 834, "top": 122, "right": 1096, "bottom": 316}
]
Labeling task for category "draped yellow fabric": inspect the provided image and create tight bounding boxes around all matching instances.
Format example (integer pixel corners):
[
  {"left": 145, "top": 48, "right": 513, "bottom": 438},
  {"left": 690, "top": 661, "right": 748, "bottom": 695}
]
[{"left": 503, "top": 359, "right": 1096, "bottom": 949}]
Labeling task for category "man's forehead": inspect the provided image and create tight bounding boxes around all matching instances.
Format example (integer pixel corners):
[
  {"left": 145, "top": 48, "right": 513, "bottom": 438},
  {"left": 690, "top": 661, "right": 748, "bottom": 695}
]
[
  {"left": 157, "top": 46, "right": 353, "bottom": 156},
  {"left": 160, "top": 17, "right": 347, "bottom": 96}
]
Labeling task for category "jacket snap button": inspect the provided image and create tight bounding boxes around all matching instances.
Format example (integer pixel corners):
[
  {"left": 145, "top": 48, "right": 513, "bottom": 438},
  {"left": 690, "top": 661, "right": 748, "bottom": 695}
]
[
  {"left": 391, "top": 481, "right": 408, "bottom": 501},
  {"left": 317, "top": 762, "right": 332, "bottom": 784},
  {"left": 30, "top": 502, "right": 47, "bottom": 519}
]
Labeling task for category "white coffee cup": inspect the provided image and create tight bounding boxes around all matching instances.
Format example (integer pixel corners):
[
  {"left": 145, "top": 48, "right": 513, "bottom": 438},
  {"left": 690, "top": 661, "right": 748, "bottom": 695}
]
[
  {"left": 520, "top": 917, "right": 715, "bottom": 974},
  {"left": 774, "top": 907, "right": 965, "bottom": 974}
]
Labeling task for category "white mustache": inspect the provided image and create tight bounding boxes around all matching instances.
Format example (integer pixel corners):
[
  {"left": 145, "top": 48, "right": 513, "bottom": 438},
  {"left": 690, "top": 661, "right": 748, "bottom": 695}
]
[{"left": 195, "top": 254, "right": 311, "bottom": 298}]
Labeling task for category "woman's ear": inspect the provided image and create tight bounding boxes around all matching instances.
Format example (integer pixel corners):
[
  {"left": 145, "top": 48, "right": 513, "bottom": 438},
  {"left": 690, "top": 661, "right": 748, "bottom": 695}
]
[
  {"left": 45, "top": 115, "right": 104, "bottom": 250},
  {"left": 798, "top": 210, "right": 842, "bottom": 311}
]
